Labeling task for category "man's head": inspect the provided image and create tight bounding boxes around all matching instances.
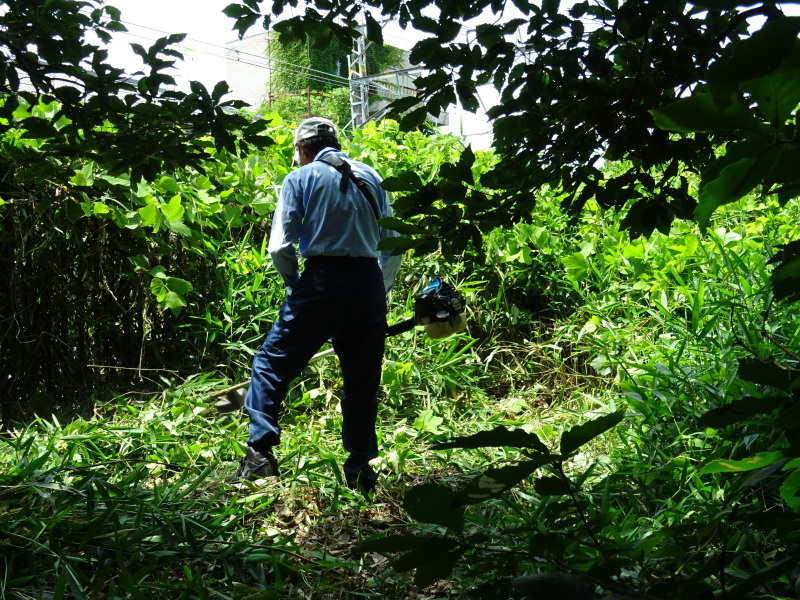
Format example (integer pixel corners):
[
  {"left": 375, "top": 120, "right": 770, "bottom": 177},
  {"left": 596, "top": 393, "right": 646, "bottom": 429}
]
[{"left": 293, "top": 117, "right": 341, "bottom": 166}]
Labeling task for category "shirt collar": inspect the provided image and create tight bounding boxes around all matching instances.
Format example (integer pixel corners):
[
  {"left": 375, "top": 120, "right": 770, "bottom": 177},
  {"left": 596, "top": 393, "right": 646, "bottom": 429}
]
[{"left": 314, "top": 147, "right": 340, "bottom": 162}]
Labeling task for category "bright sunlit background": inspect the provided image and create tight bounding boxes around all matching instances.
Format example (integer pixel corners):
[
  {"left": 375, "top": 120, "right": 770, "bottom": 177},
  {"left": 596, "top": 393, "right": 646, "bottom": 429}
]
[{"left": 100, "top": 0, "right": 499, "bottom": 149}]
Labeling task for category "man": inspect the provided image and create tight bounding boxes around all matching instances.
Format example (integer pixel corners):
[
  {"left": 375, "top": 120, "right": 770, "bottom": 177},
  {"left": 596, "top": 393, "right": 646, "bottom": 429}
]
[{"left": 235, "top": 116, "right": 401, "bottom": 493}]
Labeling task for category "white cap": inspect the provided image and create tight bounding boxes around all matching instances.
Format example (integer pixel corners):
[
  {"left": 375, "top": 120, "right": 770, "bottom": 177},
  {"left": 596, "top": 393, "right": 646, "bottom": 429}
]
[{"left": 293, "top": 117, "right": 337, "bottom": 164}]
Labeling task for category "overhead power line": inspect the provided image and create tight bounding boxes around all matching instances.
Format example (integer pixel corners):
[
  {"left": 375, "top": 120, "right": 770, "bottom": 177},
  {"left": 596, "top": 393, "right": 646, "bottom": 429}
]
[{"left": 115, "top": 19, "right": 350, "bottom": 87}]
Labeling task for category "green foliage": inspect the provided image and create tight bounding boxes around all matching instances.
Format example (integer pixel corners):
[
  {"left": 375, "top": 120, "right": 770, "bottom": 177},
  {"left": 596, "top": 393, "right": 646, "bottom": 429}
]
[
  {"left": 649, "top": 18, "right": 800, "bottom": 295},
  {"left": 5, "top": 132, "right": 800, "bottom": 597},
  {"left": 5, "top": 2, "right": 800, "bottom": 596},
  {"left": 0, "top": 2, "right": 272, "bottom": 182},
  {"left": 263, "top": 87, "right": 352, "bottom": 128},
  {"left": 356, "top": 189, "right": 800, "bottom": 598}
]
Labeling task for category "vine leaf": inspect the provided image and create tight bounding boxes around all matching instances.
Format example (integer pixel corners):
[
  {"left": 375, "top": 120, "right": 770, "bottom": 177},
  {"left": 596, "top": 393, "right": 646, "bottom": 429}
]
[
  {"left": 456, "top": 458, "right": 551, "bottom": 505},
  {"left": 432, "top": 425, "right": 550, "bottom": 454},
  {"left": 560, "top": 411, "right": 625, "bottom": 457},
  {"left": 650, "top": 93, "right": 764, "bottom": 134}
]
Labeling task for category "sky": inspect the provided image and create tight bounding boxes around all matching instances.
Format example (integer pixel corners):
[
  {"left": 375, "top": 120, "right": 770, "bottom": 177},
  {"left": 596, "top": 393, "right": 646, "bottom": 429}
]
[{"left": 102, "top": 0, "right": 497, "bottom": 148}]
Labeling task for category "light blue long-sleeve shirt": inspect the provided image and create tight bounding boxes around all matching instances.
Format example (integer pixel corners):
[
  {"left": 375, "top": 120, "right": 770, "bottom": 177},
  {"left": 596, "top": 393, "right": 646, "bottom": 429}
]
[{"left": 267, "top": 147, "right": 401, "bottom": 293}]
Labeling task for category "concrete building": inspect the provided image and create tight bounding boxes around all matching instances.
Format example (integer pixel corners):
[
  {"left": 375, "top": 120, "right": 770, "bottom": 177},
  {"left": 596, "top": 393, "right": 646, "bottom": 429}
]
[
  {"left": 224, "top": 31, "right": 447, "bottom": 130},
  {"left": 224, "top": 31, "right": 273, "bottom": 110}
]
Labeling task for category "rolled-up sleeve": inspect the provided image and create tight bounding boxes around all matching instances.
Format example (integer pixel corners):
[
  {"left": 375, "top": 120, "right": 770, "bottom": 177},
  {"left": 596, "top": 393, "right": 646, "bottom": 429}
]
[
  {"left": 268, "top": 177, "right": 303, "bottom": 286},
  {"left": 377, "top": 188, "right": 402, "bottom": 294}
]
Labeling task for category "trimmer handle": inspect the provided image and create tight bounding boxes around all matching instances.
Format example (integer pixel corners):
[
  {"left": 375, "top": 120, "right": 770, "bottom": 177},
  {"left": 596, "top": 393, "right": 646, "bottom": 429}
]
[{"left": 386, "top": 317, "right": 417, "bottom": 337}]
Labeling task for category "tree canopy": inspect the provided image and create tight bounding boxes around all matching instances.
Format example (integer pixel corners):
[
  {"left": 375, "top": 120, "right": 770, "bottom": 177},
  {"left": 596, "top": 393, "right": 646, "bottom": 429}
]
[
  {"left": 0, "top": 0, "right": 273, "bottom": 185},
  {"left": 226, "top": 0, "right": 800, "bottom": 298}
]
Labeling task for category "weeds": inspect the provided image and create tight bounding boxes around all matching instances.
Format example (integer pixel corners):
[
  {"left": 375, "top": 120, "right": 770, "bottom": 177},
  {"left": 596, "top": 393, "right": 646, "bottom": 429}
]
[{"left": 4, "top": 121, "right": 800, "bottom": 598}]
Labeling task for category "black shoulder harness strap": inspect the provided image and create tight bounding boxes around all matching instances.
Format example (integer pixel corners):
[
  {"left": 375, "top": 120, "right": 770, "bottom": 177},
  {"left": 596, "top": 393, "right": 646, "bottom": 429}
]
[{"left": 317, "top": 154, "right": 381, "bottom": 221}]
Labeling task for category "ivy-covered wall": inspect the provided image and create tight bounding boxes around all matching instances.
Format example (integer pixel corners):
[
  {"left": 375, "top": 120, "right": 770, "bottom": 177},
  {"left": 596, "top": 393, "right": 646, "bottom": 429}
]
[{"left": 263, "top": 35, "right": 405, "bottom": 126}]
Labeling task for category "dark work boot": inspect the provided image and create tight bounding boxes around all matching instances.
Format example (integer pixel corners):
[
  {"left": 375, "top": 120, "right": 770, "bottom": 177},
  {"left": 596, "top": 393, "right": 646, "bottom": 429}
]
[
  {"left": 345, "top": 463, "right": 378, "bottom": 494},
  {"left": 231, "top": 446, "right": 278, "bottom": 482}
]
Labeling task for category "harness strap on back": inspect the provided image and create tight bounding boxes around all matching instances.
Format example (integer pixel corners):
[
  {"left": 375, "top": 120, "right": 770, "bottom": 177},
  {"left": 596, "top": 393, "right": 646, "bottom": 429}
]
[
  {"left": 318, "top": 154, "right": 381, "bottom": 221},
  {"left": 338, "top": 160, "right": 352, "bottom": 193}
]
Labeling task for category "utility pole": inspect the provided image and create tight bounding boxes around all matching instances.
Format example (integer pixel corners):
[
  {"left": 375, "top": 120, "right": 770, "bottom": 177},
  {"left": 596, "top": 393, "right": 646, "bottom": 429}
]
[
  {"left": 348, "top": 19, "right": 370, "bottom": 129},
  {"left": 347, "top": 15, "right": 429, "bottom": 131}
]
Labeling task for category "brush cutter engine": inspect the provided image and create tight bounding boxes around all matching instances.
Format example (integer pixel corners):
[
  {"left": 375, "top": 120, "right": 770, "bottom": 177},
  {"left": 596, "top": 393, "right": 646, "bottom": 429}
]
[
  {"left": 385, "top": 276, "right": 467, "bottom": 339},
  {"left": 413, "top": 276, "right": 467, "bottom": 339}
]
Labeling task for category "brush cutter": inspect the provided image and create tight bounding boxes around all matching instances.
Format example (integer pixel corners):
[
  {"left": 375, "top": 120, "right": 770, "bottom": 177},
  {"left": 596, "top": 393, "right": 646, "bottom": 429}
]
[{"left": 211, "top": 277, "right": 466, "bottom": 413}]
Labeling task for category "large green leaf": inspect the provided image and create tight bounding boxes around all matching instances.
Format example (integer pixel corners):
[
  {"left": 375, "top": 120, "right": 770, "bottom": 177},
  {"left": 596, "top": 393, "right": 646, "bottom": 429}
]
[
  {"left": 770, "top": 241, "right": 800, "bottom": 302},
  {"left": 19, "top": 116, "right": 60, "bottom": 139},
  {"left": 387, "top": 537, "right": 464, "bottom": 588},
  {"left": 738, "top": 358, "right": 793, "bottom": 390},
  {"left": 534, "top": 476, "right": 571, "bottom": 496},
  {"left": 223, "top": 3, "right": 262, "bottom": 38},
  {"left": 377, "top": 217, "right": 428, "bottom": 235},
  {"left": 707, "top": 17, "right": 800, "bottom": 108},
  {"left": 650, "top": 93, "right": 764, "bottom": 134},
  {"left": 439, "top": 147, "right": 475, "bottom": 185},
  {"left": 776, "top": 402, "right": 800, "bottom": 430},
  {"left": 380, "top": 171, "right": 423, "bottom": 192},
  {"left": 699, "top": 137, "right": 772, "bottom": 194},
  {"left": 403, "top": 483, "right": 465, "bottom": 532},
  {"left": 741, "top": 41, "right": 800, "bottom": 129},
  {"left": 780, "top": 468, "right": 800, "bottom": 510},
  {"left": 359, "top": 534, "right": 432, "bottom": 553},
  {"left": 560, "top": 411, "right": 625, "bottom": 456},
  {"left": 364, "top": 11, "right": 384, "bottom": 45},
  {"left": 727, "top": 552, "right": 800, "bottom": 598},
  {"left": 399, "top": 106, "right": 429, "bottom": 131},
  {"left": 699, "top": 396, "right": 789, "bottom": 428},
  {"left": 700, "top": 451, "right": 785, "bottom": 474},
  {"left": 695, "top": 148, "right": 780, "bottom": 231},
  {"left": 413, "top": 545, "right": 463, "bottom": 588}
]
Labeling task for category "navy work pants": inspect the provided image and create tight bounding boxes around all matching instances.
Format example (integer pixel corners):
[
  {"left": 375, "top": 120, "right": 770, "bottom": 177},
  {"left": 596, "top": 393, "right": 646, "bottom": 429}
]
[{"left": 244, "top": 256, "right": 387, "bottom": 481}]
